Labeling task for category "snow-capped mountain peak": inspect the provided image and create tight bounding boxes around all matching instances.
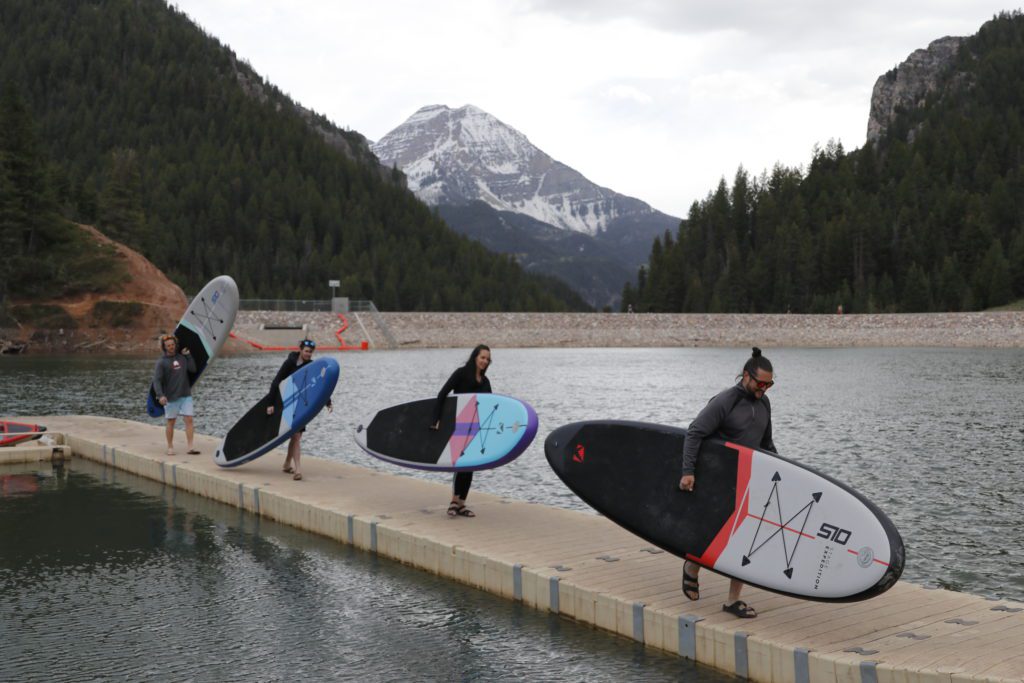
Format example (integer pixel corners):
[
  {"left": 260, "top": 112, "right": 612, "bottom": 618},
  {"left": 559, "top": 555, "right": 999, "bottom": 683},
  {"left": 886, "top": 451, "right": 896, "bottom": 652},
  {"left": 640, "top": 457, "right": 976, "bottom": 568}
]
[{"left": 372, "top": 104, "right": 668, "bottom": 237}]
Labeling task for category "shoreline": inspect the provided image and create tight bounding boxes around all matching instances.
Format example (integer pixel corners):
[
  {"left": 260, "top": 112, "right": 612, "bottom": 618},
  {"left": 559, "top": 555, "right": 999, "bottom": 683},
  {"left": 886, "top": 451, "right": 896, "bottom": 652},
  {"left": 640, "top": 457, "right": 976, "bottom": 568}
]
[{"left": 2, "top": 311, "right": 1022, "bottom": 355}]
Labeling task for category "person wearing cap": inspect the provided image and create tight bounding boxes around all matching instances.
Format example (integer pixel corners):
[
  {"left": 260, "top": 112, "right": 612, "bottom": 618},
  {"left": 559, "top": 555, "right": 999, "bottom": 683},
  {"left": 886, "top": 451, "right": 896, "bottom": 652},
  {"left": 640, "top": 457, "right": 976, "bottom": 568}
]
[
  {"left": 265, "top": 339, "right": 332, "bottom": 480},
  {"left": 152, "top": 334, "right": 198, "bottom": 456}
]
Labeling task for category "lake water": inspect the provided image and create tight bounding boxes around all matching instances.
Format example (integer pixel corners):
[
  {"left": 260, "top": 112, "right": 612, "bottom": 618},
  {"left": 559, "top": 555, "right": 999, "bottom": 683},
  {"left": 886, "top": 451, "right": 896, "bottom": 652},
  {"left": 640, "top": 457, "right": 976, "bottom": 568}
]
[
  {"left": 0, "top": 458, "right": 730, "bottom": 682},
  {"left": 1, "top": 347, "right": 1023, "bottom": 677}
]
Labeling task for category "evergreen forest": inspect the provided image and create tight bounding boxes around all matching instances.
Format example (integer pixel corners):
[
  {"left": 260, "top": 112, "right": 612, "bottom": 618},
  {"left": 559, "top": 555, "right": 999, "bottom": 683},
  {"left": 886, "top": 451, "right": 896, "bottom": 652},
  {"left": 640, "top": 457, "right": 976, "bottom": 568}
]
[
  {"left": 624, "top": 12, "right": 1024, "bottom": 313},
  {"left": 0, "top": 0, "right": 588, "bottom": 313}
]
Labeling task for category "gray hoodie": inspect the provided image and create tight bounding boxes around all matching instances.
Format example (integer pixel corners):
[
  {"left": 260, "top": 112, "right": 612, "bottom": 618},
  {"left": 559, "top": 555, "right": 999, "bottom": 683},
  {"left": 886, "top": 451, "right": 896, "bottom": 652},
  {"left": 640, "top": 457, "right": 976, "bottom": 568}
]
[
  {"left": 152, "top": 353, "right": 196, "bottom": 402},
  {"left": 681, "top": 383, "right": 775, "bottom": 475}
]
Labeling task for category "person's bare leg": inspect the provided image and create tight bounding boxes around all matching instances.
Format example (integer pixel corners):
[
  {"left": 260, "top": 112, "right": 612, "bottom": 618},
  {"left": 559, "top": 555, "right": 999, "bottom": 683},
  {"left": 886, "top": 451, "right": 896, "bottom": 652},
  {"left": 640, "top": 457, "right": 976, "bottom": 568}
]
[
  {"left": 165, "top": 418, "right": 176, "bottom": 454},
  {"left": 291, "top": 433, "right": 302, "bottom": 479},
  {"left": 184, "top": 415, "right": 195, "bottom": 451},
  {"left": 727, "top": 579, "right": 743, "bottom": 604}
]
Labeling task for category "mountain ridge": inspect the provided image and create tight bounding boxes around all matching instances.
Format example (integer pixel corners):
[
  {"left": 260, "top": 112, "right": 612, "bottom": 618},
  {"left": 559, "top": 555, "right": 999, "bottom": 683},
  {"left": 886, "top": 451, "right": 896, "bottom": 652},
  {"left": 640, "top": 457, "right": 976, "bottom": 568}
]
[
  {"left": 373, "top": 104, "right": 678, "bottom": 237},
  {"left": 867, "top": 35, "right": 965, "bottom": 144},
  {"left": 372, "top": 103, "right": 679, "bottom": 307}
]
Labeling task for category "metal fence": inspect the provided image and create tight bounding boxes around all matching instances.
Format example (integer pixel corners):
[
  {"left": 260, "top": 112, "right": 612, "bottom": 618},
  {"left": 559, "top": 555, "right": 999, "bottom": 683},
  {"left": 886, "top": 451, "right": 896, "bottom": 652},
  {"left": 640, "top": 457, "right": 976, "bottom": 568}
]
[
  {"left": 191, "top": 298, "right": 386, "bottom": 314},
  {"left": 237, "top": 299, "right": 332, "bottom": 312},
  {"left": 348, "top": 300, "right": 376, "bottom": 313}
]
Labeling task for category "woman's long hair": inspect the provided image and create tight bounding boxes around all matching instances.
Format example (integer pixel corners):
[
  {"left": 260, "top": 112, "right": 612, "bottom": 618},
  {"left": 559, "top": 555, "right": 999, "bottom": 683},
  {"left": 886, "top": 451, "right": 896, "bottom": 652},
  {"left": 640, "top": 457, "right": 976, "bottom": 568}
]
[{"left": 464, "top": 344, "right": 491, "bottom": 376}]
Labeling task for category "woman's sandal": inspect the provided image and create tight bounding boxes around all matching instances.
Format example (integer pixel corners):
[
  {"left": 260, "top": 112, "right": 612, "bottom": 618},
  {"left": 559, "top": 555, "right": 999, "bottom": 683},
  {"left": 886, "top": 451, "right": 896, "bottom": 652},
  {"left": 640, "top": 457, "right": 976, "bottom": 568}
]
[
  {"left": 187, "top": 449, "right": 200, "bottom": 455},
  {"left": 455, "top": 506, "right": 475, "bottom": 517},
  {"left": 283, "top": 466, "right": 294, "bottom": 474},
  {"left": 447, "top": 502, "right": 461, "bottom": 517},
  {"left": 722, "top": 600, "right": 757, "bottom": 618},
  {"left": 682, "top": 562, "right": 700, "bottom": 601},
  {"left": 293, "top": 472, "right": 303, "bottom": 481}
]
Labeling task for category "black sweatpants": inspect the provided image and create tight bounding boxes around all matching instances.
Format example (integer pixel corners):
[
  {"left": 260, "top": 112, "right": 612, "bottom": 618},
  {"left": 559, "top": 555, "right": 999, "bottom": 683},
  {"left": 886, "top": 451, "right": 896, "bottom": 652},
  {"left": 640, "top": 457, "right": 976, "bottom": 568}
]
[{"left": 453, "top": 471, "right": 473, "bottom": 499}]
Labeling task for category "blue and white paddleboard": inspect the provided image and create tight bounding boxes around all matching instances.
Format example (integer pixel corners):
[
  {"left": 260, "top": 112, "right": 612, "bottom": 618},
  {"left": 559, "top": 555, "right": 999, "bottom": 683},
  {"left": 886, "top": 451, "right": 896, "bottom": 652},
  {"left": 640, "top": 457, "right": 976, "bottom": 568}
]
[
  {"left": 213, "top": 357, "right": 339, "bottom": 468},
  {"left": 147, "top": 275, "right": 239, "bottom": 417},
  {"left": 354, "top": 393, "right": 539, "bottom": 471}
]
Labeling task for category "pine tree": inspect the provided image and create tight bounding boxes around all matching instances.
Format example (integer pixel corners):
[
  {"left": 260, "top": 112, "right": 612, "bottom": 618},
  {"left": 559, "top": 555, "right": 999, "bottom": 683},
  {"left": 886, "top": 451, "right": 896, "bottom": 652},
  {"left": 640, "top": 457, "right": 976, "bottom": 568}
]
[
  {"left": 97, "top": 148, "right": 147, "bottom": 248},
  {"left": 901, "top": 264, "right": 933, "bottom": 312},
  {"left": 0, "top": 84, "right": 50, "bottom": 256}
]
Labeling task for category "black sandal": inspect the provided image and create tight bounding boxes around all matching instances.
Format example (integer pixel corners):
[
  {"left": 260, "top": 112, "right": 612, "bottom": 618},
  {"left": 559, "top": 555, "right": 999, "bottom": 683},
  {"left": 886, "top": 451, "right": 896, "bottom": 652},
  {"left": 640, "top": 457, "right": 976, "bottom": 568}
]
[
  {"left": 455, "top": 506, "right": 475, "bottom": 517},
  {"left": 682, "top": 562, "right": 700, "bottom": 601},
  {"left": 722, "top": 600, "right": 757, "bottom": 618},
  {"left": 447, "top": 502, "right": 461, "bottom": 517}
]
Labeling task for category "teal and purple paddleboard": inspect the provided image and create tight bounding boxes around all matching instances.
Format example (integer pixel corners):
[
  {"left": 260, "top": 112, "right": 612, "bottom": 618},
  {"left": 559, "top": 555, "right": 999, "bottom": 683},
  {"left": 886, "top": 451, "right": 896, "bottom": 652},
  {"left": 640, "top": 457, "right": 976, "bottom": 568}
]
[{"left": 354, "top": 393, "right": 538, "bottom": 471}]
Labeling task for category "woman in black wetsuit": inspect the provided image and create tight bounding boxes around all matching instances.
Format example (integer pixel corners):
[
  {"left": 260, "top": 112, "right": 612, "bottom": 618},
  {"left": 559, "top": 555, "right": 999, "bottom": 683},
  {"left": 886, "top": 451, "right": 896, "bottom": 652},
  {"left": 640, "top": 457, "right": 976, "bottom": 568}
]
[
  {"left": 431, "top": 344, "right": 491, "bottom": 517},
  {"left": 265, "top": 339, "right": 332, "bottom": 481}
]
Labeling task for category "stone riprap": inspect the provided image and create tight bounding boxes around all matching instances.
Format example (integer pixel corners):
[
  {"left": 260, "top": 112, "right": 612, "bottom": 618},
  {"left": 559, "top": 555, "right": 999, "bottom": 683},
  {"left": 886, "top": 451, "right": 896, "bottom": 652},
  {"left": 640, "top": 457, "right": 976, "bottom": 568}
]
[
  {"left": 230, "top": 311, "right": 1024, "bottom": 350},
  {"left": 9, "top": 311, "right": 1022, "bottom": 354}
]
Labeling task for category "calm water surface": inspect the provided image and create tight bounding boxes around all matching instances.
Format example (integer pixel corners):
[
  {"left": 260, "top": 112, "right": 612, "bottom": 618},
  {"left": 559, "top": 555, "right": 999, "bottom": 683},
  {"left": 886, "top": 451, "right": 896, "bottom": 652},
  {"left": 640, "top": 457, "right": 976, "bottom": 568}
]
[
  {"left": 1, "top": 347, "right": 1023, "bottom": 674},
  {"left": 0, "top": 459, "right": 730, "bottom": 682}
]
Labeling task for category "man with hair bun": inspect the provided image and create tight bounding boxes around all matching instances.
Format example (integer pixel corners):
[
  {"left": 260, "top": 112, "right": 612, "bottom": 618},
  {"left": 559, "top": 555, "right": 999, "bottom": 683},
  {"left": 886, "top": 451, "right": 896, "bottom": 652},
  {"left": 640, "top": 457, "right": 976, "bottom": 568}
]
[{"left": 679, "top": 347, "right": 777, "bottom": 618}]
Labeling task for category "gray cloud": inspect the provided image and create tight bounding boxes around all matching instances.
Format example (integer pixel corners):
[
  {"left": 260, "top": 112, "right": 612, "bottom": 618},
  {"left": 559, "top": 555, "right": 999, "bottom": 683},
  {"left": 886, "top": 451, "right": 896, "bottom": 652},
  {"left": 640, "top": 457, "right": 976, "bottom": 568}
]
[{"left": 519, "top": 1, "right": 1007, "bottom": 52}]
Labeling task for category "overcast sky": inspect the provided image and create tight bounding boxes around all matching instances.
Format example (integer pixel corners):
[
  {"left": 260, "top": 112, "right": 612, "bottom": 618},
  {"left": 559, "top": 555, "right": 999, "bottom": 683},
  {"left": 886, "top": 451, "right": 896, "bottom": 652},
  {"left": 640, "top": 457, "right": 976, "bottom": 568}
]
[{"left": 173, "top": 1, "right": 1016, "bottom": 218}]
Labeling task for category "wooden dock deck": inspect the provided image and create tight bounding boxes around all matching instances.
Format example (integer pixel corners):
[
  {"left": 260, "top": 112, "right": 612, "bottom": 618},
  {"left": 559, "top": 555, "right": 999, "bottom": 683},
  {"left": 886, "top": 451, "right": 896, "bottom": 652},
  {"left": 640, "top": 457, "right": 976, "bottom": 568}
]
[{"left": 6, "top": 415, "right": 1023, "bottom": 683}]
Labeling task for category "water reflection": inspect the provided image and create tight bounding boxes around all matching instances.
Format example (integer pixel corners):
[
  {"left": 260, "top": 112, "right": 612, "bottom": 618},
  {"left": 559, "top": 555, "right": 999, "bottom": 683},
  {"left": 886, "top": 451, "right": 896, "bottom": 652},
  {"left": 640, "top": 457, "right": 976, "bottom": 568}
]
[
  {"left": 0, "top": 473, "right": 44, "bottom": 497},
  {"left": 0, "top": 460, "right": 731, "bottom": 682}
]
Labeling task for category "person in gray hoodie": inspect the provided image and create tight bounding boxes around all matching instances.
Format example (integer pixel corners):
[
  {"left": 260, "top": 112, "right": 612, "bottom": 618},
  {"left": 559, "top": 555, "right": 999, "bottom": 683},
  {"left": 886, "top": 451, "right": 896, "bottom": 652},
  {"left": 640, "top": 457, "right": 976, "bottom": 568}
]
[
  {"left": 679, "top": 347, "right": 776, "bottom": 619},
  {"left": 152, "top": 334, "right": 198, "bottom": 456}
]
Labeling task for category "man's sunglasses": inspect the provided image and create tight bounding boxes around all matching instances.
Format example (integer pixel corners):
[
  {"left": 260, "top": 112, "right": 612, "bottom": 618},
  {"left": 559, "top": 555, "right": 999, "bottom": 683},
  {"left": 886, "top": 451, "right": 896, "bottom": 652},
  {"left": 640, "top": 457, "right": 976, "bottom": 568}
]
[{"left": 748, "top": 374, "right": 774, "bottom": 389}]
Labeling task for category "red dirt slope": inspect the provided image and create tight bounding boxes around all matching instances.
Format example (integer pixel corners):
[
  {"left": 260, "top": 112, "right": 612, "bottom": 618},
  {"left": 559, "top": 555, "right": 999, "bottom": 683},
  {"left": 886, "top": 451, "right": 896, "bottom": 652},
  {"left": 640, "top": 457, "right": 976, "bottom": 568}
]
[{"left": 6, "top": 224, "right": 187, "bottom": 353}]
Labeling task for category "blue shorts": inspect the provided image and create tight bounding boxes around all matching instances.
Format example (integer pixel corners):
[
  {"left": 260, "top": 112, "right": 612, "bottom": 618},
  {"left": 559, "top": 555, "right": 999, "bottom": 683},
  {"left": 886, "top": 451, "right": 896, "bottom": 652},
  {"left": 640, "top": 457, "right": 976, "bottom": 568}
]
[{"left": 164, "top": 396, "right": 194, "bottom": 420}]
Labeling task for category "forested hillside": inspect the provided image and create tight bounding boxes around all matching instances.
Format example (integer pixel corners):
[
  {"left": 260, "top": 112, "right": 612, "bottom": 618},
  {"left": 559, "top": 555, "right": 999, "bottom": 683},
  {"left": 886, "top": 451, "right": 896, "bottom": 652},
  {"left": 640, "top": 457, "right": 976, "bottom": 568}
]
[
  {"left": 0, "top": 0, "right": 587, "bottom": 312},
  {"left": 0, "top": 86, "right": 126, "bottom": 312},
  {"left": 625, "top": 12, "right": 1024, "bottom": 313}
]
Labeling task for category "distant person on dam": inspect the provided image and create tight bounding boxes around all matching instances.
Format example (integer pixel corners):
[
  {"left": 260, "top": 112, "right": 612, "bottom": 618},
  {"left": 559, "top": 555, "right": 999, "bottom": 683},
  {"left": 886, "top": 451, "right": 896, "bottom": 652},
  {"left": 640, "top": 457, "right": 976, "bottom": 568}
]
[
  {"left": 679, "top": 347, "right": 777, "bottom": 619},
  {"left": 431, "top": 344, "right": 492, "bottom": 518},
  {"left": 153, "top": 334, "right": 198, "bottom": 456},
  {"left": 266, "top": 338, "right": 332, "bottom": 481}
]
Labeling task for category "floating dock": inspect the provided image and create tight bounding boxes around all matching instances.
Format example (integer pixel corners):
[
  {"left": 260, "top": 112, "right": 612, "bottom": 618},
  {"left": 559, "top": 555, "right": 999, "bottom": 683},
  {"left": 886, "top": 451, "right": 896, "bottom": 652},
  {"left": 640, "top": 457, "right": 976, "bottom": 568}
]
[{"left": 7, "top": 416, "right": 1023, "bottom": 683}]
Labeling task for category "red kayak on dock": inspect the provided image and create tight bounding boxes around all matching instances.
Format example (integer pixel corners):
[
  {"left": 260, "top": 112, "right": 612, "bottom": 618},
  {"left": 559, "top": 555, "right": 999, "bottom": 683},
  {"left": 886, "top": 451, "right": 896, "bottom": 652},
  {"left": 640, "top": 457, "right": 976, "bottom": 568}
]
[{"left": 0, "top": 420, "right": 47, "bottom": 447}]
